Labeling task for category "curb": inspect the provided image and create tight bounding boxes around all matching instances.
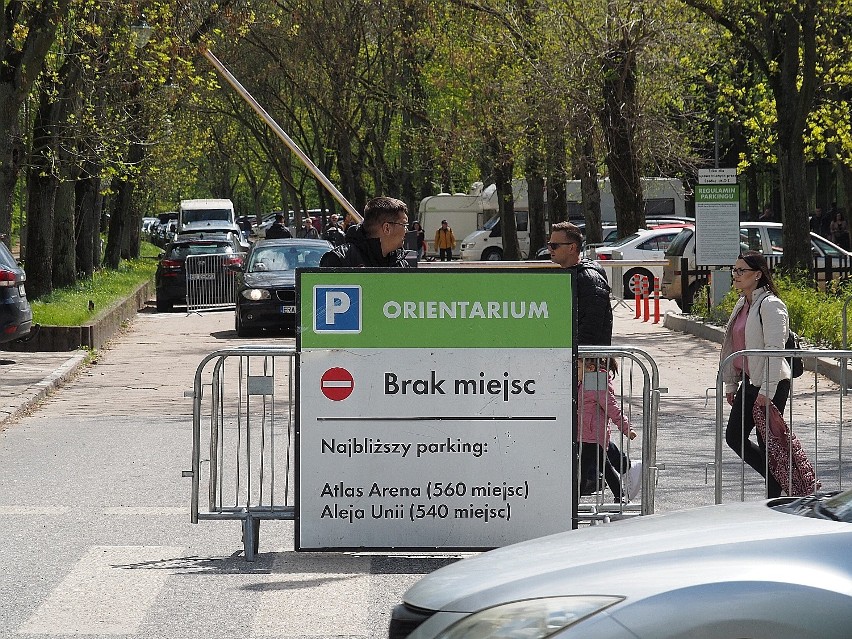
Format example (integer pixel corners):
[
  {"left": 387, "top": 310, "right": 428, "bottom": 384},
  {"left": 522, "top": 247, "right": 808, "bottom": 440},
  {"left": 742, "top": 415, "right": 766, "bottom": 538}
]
[
  {"left": 663, "top": 311, "right": 848, "bottom": 387},
  {"left": 0, "top": 350, "right": 89, "bottom": 430}
]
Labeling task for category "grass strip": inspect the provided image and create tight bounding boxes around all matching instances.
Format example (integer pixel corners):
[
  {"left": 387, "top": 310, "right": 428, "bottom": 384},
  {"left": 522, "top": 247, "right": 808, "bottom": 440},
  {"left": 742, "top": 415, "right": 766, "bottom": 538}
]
[{"left": 30, "top": 243, "right": 159, "bottom": 326}]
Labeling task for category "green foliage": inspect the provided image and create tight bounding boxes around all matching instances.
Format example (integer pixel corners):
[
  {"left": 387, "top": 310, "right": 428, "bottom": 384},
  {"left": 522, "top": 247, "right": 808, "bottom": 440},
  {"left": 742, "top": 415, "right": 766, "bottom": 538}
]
[{"left": 30, "top": 243, "right": 159, "bottom": 326}]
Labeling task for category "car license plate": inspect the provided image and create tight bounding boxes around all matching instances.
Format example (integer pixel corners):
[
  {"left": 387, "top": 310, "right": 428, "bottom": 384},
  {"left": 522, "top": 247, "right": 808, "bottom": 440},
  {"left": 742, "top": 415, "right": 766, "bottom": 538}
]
[
  {"left": 281, "top": 305, "right": 296, "bottom": 314},
  {"left": 18, "top": 284, "right": 25, "bottom": 297},
  {"left": 189, "top": 273, "right": 215, "bottom": 281}
]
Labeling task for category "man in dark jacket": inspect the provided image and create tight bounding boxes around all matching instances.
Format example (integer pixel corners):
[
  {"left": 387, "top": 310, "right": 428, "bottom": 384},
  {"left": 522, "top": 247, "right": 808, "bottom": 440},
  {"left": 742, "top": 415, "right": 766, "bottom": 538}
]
[
  {"left": 548, "top": 221, "right": 612, "bottom": 345},
  {"left": 319, "top": 197, "right": 410, "bottom": 268},
  {"left": 265, "top": 214, "right": 292, "bottom": 239},
  {"left": 549, "top": 221, "right": 618, "bottom": 497}
]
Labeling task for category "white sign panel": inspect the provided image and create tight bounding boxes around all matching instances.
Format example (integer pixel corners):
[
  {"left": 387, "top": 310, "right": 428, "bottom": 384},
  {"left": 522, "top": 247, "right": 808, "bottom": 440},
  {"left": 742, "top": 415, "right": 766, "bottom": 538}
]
[
  {"left": 695, "top": 184, "right": 741, "bottom": 266},
  {"left": 698, "top": 168, "right": 737, "bottom": 184},
  {"left": 298, "top": 348, "right": 573, "bottom": 549}
]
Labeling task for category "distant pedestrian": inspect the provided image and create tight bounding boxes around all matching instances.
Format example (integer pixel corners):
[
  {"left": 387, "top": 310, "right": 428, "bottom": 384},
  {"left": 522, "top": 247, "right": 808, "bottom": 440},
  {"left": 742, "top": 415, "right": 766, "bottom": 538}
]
[
  {"left": 809, "top": 208, "right": 824, "bottom": 235},
  {"left": 405, "top": 221, "right": 428, "bottom": 260},
  {"left": 297, "top": 217, "right": 320, "bottom": 239},
  {"left": 830, "top": 211, "right": 849, "bottom": 250},
  {"left": 238, "top": 216, "right": 253, "bottom": 241},
  {"left": 322, "top": 214, "right": 346, "bottom": 246},
  {"left": 434, "top": 219, "right": 456, "bottom": 261},
  {"left": 265, "top": 214, "right": 292, "bottom": 239}
]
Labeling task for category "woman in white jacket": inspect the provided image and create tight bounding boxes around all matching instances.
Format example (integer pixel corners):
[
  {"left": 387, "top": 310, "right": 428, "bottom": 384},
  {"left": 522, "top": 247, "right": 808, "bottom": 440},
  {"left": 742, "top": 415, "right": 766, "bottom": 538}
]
[{"left": 720, "top": 251, "right": 792, "bottom": 497}]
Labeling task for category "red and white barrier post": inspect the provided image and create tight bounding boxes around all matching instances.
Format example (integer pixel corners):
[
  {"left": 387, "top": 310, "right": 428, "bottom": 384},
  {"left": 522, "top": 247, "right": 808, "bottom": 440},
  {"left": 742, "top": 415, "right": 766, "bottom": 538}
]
[
  {"left": 632, "top": 274, "right": 642, "bottom": 319},
  {"left": 653, "top": 276, "right": 661, "bottom": 324},
  {"left": 642, "top": 276, "right": 650, "bottom": 322}
]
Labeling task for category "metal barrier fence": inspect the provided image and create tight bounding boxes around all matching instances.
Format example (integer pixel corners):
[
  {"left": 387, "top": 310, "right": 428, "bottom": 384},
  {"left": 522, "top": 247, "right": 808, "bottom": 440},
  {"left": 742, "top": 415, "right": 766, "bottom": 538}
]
[
  {"left": 577, "top": 346, "right": 664, "bottom": 523},
  {"left": 715, "top": 348, "right": 852, "bottom": 503},
  {"left": 183, "top": 346, "right": 296, "bottom": 561},
  {"left": 185, "top": 345, "right": 663, "bottom": 558},
  {"left": 184, "top": 253, "right": 244, "bottom": 313}
]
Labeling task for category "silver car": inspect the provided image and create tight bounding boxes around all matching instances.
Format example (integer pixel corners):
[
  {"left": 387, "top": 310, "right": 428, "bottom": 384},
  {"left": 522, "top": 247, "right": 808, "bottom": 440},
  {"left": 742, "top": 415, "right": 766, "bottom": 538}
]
[{"left": 389, "top": 489, "right": 852, "bottom": 639}]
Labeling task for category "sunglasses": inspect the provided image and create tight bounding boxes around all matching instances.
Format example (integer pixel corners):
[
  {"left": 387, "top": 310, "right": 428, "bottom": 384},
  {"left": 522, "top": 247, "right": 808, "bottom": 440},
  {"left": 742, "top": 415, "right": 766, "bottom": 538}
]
[{"left": 547, "top": 242, "right": 576, "bottom": 251}]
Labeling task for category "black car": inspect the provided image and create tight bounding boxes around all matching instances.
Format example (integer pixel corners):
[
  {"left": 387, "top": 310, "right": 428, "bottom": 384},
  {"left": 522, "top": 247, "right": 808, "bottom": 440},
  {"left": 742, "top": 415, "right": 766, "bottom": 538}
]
[
  {"left": 235, "top": 238, "right": 332, "bottom": 336},
  {"left": 155, "top": 233, "right": 245, "bottom": 312},
  {"left": 0, "top": 240, "right": 33, "bottom": 344}
]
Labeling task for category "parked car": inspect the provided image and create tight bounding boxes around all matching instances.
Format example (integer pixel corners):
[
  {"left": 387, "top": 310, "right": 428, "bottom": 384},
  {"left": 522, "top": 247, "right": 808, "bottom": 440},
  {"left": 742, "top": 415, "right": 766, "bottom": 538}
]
[
  {"left": 155, "top": 233, "right": 245, "bottom": 312},
  {"left": 0, "top": 241, "right": 33, "bottom": 344},
  {"left": 662, "top": 221, "right": 852, "bottom": 309},
  {"left": 595, "top": 225, "right": 690, "bottom": 296},
  {"left": 389, "top": 489, "right": 852, "bottom": 639},
  {"left": 234, "top": 238, "right": 332, "bottom": 336}
]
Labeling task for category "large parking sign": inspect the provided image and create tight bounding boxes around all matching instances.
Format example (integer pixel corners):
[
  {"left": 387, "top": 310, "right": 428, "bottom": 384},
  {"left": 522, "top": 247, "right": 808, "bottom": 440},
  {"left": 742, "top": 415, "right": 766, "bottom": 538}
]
[{"left": 297, "top": 268, "right": 575, "bottom": 551}]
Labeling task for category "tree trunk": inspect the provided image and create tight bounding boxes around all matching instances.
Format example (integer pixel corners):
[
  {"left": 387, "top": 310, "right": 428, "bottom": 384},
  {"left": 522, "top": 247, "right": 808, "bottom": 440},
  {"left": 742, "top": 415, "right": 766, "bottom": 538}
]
[
  {"left": 25, "top": 169, "right": 57, "bottom": 299},
  {"left": 0, "top": 1, "right": 69, "bottom": 236},
  {"left": 575, "top": 123, "right": 603, "bottom": 244},
  {"left": 525, "top": 122, "right": 546, "bottom": 257},
  {"left": 527, "top": 174, "right": 546, "bottom": 257},
  {"left": 546, "top": 125, "right": 568, "bottom": 224},
  {"left": 489, "top": 135, "right": 519, "bottom": 260},
  {"left": 53, "top": 178, "right": 76, "bottom": 288},
  {"left": 75, "top": 166, "right": 101, "bottom": 278},
  {"left": 104, "top": 176, "right": 129, "bottom": 269},
  {"left": 600, "top": 34, "right": 643, "bottom": 236},
  {"left": 0, "top": 109, "right": 24, "bottom": 242}
]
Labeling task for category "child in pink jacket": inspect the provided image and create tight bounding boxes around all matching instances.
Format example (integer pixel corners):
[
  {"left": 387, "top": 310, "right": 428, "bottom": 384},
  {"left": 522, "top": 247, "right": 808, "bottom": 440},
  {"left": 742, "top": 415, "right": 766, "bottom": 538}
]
[{"left": 578, "top": 357, "right": 636, "bottom": 501}]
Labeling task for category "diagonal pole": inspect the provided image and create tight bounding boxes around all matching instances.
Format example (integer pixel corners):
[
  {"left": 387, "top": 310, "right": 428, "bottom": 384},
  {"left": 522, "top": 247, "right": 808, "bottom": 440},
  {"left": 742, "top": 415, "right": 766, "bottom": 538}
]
[{"left": 201, "top": 47, "right": 363, "bottom": 223}]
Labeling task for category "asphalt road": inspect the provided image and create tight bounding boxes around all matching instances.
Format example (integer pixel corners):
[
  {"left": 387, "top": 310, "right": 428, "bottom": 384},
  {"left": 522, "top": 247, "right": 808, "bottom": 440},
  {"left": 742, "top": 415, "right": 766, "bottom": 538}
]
[{"left": 0, "top": 297, "right": 840, "bottom": 638}]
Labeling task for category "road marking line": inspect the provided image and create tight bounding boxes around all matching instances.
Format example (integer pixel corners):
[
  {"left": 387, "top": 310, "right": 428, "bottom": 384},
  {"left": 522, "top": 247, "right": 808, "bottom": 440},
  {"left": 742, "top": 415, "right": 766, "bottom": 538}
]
[
  {"left": 253, "top": 552, "right": 370, "bottom": 636},
  {"left": 19, "top": 545, "right": 184, "bottom": 635}
]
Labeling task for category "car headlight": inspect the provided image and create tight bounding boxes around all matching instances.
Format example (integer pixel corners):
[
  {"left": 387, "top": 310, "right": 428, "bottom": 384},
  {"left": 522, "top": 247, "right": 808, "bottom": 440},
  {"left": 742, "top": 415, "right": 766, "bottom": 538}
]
[
  {"left": 241, "top": 288, "right": 271, "bottom": 301},
  {"left": 435, "top": 596, "right": 623, "bottom": 639}
]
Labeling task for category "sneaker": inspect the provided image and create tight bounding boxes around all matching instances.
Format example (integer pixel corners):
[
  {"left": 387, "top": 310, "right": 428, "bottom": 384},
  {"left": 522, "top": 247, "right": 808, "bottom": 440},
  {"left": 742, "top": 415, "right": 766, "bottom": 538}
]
[
  {"left": 625, "top": 461, "right": 643, "bottom": 502},
  {"left": 580, "top": 478, "right": 597, "bottom": 496}
]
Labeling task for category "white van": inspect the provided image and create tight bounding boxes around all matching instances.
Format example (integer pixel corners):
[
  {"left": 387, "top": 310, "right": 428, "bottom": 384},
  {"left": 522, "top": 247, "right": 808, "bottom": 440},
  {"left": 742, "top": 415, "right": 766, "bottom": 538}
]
[
  {"left": 178, "top": 198, "right": 238, "bottom": 235},
  {"left": 460, "top": 211, "right": 531, "bottom": 261}
]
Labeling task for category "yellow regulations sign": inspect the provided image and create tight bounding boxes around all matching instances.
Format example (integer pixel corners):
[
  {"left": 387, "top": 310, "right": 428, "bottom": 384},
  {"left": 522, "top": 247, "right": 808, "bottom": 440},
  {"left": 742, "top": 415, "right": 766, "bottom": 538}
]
[{"left": 296, "top": 268, "right": 576, "bottom": 551}]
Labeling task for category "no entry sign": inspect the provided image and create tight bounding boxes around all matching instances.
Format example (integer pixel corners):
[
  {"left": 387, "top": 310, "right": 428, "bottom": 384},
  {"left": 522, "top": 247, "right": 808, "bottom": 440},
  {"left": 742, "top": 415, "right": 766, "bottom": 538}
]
[{"left": 320, "top": 367, "right": 354, "bottom": 401}]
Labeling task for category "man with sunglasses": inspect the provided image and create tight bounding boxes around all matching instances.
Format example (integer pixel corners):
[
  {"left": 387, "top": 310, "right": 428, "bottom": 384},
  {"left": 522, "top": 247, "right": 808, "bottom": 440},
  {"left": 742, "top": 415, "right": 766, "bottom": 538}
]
[
  {"left": 548, "top": 221, "right": 612, "bottom": 345},
  {"left": 550, "top": 221, "right": 623, "bottom": 497},
  {"left": 320, "top": 197, "right": 411, "bottom": 268}
]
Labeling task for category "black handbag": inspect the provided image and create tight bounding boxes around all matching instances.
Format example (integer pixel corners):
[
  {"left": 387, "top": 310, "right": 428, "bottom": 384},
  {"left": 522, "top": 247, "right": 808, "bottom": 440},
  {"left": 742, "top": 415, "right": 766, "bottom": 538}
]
[{"left": 785, "top": 329, "right": 804, "bottom": 378}]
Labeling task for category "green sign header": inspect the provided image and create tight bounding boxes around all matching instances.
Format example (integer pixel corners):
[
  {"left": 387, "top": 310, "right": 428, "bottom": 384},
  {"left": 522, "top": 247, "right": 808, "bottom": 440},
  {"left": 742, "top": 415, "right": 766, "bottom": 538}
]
[
  {"left": 695, "top": 184, "right": 740, "bottom": 203},
  {"left": 298, "top": 269, "right": 573, "bottom": 349}
]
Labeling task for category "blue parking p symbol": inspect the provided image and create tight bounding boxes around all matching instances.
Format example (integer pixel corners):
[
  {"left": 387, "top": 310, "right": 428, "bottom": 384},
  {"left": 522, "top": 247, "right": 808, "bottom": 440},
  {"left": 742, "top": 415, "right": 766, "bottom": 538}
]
[{"left": 314, "top": 285, "right": 361, "bottom": 333}]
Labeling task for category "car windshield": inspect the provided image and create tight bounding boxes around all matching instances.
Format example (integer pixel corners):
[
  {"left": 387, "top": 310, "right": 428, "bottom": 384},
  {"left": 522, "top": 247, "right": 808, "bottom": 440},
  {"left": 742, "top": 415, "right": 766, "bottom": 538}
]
[
  {"left": 773, "top": 487, "right": 852, "bottom": 522},
  {"left": 820, "top": 488, "right": 852, "bottom": 521},
  {"left": 608, "top": 232, "right": 642, "bottom": 248},
  {"left": 665, "top": 228, "right": 693, "bottom": 256},
  {"left": 182, "top": 209, "right": 231, "bottom": 223},
  {"left": 168, "top": 243, "right": 234, "bottom": 259},
  {"left": 248, "top": 246, "right": 327, "bottom": 272}
]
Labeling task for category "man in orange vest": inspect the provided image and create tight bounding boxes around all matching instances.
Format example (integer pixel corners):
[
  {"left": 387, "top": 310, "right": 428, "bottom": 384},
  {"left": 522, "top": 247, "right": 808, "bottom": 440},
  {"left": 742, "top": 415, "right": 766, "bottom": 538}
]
[{"left": 434, "top": 219, "right": 456, "bottom": 261}]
